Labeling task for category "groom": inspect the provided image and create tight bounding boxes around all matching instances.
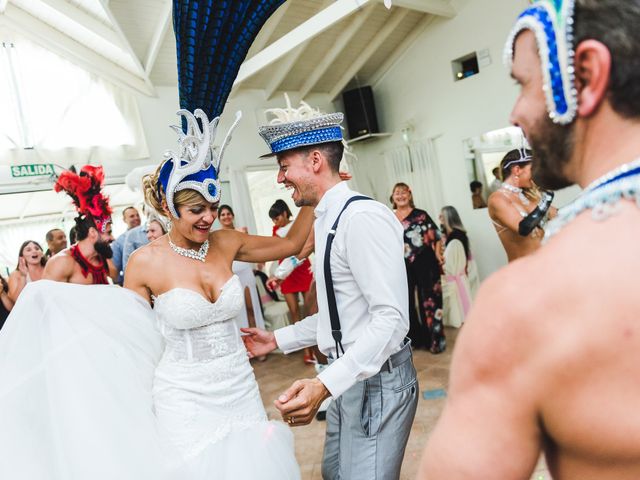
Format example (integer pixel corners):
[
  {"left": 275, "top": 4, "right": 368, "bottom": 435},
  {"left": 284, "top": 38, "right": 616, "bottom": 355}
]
[{"left": 242, "top": 113, "right": 418, "bottom": 479}]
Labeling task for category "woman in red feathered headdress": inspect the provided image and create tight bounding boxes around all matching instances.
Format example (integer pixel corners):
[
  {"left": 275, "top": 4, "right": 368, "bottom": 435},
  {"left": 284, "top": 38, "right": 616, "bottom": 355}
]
[{"left": 44, "top": 165, "right": 116, "bottom": 284}]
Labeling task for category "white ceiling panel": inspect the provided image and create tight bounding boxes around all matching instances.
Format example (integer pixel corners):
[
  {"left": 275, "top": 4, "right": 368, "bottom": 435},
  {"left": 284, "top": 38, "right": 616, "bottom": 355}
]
[{"left": 2, "top": 0, "right": 454, "bottom": 101}]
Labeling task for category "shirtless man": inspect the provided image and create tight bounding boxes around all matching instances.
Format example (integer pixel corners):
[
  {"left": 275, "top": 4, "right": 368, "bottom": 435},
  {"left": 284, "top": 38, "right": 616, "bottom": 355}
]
[
  {"left": 44, "top": 216, "right": 115, "bottom": 285},
  {"left": 488, "top": 148, "right": 555, "bottom": 262},
  {"left": 420, "top": 1, "right": 640, "bottom": 479},
  {"left": 44, "top": 165, "right": 116, "bottom": 285}
]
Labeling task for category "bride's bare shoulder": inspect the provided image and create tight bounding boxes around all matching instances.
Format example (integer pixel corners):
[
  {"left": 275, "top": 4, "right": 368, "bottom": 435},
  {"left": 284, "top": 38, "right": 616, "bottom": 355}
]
[{"left": 127, "top": 237, "right": 168, "bottom": 269}]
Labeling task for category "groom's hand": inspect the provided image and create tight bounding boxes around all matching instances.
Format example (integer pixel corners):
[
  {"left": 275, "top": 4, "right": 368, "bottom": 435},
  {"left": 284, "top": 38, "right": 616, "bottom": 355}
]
[
  {"left": 275, "top": 378, "right": 331, "bottom": 427},
  {"left": 241, "top": 328, "right": 277, "bottom": 358}
]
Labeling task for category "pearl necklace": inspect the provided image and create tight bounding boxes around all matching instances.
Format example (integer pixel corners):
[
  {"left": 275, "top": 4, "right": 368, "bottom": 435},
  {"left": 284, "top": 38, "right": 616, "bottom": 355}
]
[
  {"left": 168, "top": 235, "right": 209, "bottom": 262},
  {"left": 544, "top": 157, "right": 640, "bottom": 241},
  {"left": 500, "top": 182, "right": 530, "bottom": 205}
]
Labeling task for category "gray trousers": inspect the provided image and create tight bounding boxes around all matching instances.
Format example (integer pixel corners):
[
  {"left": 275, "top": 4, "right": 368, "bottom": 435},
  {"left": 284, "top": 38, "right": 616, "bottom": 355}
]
[{"left": 321, "top": 340, "right": 418, "bottom": 480}]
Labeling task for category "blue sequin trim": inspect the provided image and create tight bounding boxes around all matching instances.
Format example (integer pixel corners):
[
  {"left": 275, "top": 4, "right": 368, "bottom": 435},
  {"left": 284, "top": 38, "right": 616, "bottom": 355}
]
[
  {"left": 519, "top": 5, "right": 568, "bottom": 115},
  {"left": 593, "top": 166, "right": 640, "bottom": 191},
  {"left": 270, "top": 127, "right": 342, "bottom": 153}
]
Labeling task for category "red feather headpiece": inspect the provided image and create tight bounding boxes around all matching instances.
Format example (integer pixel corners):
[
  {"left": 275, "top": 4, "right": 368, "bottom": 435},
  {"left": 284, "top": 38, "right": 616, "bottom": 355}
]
[{"left": 54, "top": 165, "right": 112, "bottom": 233}]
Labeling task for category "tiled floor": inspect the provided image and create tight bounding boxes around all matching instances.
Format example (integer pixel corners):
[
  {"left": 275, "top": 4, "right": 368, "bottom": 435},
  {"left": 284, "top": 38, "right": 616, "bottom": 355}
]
[{"left": 253, "top": 327, "right": 551, "bottom": 480}]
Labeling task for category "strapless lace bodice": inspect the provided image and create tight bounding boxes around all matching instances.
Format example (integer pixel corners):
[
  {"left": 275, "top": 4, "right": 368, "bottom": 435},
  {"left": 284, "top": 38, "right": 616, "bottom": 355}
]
[
  {"left": 151, "top": 275, "right": 272, "bottom": 459},
  {"left": 153, "top": 275, "right": 243, "bottom": 363}
]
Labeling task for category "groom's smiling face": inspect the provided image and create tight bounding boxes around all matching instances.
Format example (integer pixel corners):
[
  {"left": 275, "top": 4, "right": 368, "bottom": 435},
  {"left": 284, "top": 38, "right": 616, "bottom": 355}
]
[{"left": 276, "top": 149, "right": 318, "bottom": 207}]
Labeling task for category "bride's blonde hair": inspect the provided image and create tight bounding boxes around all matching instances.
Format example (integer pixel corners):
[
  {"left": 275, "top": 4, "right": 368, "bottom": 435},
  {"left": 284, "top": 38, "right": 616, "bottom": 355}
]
[{"left": 142, "top": 164, "right": 211, "bottom": 218}]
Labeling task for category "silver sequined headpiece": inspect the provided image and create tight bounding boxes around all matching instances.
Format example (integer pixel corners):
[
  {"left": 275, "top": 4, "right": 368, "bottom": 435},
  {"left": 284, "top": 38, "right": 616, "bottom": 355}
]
[
  {"left": 158, "top": 109, "right": 242, "bottom": 218},
  {"left": 258, "top": 94, "right": 344, "bottom": 158}
]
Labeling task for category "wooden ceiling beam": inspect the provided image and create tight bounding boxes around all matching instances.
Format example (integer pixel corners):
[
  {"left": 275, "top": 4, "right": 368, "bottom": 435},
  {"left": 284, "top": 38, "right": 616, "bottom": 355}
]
[
  {"left": 299, "top": 2, "right": 377, "bottom": 100},
  {"left": 144, "top": 0, "right": 172, "bottom": 76},
  {"left": 369, "top": 15, "right": 434, "bottom": 87},
  {"left": 329, "top": 8, "right": 410, "bottom": 101},
  {"left": 234, "top": 0, "right": 377, "bottom": 86},
  {"left": 264, "top": 0, "right": 332, "bottom": 99},
  {"left": 384, "top": 0, "right": 455, "bottom": 17},
  {"left": 96, "top": 0, "right": 156, "bottom": 95},
  {"left": 247, "top": 1, "right": 292, "bottom": 56},
  {"left": 3, "top": 4, "right": 153, "bottom": 96},
  {"left": 36, "top": 0, "right": 121, "bottom": 47}
]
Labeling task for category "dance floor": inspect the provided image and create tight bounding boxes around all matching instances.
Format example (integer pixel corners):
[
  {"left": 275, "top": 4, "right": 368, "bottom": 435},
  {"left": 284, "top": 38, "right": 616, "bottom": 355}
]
[{"left": 253, "top": 327, "right": 550, "bottom": 480}]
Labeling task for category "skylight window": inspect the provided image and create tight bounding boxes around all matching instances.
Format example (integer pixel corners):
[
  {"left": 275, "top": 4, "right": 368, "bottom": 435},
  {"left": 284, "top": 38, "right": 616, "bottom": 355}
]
[{"left": 1, "top": 37, "right": 136, "bottom": 152}]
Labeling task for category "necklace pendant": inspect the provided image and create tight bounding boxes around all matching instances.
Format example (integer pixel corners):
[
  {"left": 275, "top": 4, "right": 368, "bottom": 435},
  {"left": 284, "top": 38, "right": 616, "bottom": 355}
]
[{"left": 169, "top": 239, "right": 209, "bottom": 262}]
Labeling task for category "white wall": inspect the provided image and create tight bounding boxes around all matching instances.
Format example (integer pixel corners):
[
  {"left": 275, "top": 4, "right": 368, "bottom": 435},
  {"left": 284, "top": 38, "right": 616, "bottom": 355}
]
[
  {"left": 134, "top": 87, "right": 336, "bottom": 229},
  {"left": 345, "top": 0, "right": 578, "bottom": 280},
  {"left": 136, "top": 87, "right": 336, "bottom": 170},
  {"left": 133, "top": 0, "right": 582, "bottom": 279}
]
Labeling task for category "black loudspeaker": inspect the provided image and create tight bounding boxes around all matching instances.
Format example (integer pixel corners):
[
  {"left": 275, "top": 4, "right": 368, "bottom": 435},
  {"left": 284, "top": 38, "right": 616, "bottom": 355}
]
[{"left": 342, "top": 86, "right": 379, "bottom": 140}]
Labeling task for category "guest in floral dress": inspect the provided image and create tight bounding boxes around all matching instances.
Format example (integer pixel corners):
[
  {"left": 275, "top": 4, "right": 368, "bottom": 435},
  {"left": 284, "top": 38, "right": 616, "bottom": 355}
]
[{"left": 391, "top": 183, "right": 445, "bottom": 353}]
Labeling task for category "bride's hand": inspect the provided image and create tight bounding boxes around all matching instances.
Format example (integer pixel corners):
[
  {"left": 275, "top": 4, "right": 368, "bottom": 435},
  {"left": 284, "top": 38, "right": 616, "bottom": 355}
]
[{"left": 240, "top": 328, "right": 278, "bottom": 358}]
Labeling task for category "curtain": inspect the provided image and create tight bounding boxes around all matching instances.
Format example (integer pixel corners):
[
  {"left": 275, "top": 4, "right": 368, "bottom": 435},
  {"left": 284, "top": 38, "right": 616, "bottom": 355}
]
[
  {"left": 385, "top": 140, "right": 444, "bottom": 217},
  {"left": 0, "top": 214, "right": 74, "bottom": 275},
  {"left": 228, "top": 168, "right": 258, "bottom": 234},
  {"left": 0, "top": 37, "right": 148, "bottom": 166}
]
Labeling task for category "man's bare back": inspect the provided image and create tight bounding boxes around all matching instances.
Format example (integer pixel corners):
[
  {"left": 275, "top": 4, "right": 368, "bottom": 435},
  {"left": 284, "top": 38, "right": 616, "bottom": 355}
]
[{"left": 422, "top": 202, "right": 640, "bottom": 479}]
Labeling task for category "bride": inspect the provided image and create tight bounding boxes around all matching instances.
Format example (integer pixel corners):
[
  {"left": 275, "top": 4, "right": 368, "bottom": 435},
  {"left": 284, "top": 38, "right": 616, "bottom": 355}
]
[{"left": 0, "top": 109, "right": 308, "bottom": 479}]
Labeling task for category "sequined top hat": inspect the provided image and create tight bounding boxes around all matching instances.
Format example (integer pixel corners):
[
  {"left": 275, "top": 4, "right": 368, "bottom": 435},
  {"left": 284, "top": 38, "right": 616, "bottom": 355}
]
[
  {"left": 258, "top": 95, "right": 344, "bottom": 158},
  {"left": 504, "top": 0, "right": 577, "bottom": 125},
  {"left": 158, "top": 109, "right": 241, "bottom": 218},
  {"left": 54, "top": 165, "right": 112, "bottom": 234}
]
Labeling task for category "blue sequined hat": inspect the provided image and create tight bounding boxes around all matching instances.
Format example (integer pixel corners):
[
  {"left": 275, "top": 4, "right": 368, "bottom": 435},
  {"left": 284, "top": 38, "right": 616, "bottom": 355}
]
[
  {"left": 504, "top": 0, "right": 577, "bottom": 125},
  {"left": 258, "top": 112, "right": 344, "bottom": 158},
  {"left": 158, "top": 109, "right": 241, "bottom": 218}
]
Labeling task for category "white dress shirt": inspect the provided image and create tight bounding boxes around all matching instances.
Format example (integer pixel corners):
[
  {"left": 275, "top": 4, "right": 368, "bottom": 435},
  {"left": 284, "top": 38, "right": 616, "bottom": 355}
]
[{"left": 274, "top": 182, "right": 409, "bottom": 398}]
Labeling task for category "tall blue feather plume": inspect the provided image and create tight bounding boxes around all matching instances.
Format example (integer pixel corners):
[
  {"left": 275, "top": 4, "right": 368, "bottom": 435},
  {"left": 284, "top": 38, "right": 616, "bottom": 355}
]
[{"left": 173, "top": 0, "right": 287, "bottom": 128}]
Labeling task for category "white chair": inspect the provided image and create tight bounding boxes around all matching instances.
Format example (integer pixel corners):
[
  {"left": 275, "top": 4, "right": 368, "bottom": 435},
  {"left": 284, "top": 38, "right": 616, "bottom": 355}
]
[
  {"left": 255, "top": 277, "right": 292, "bottom": 332},
  {"left": 442, "top": 239, "right": 473, "bottom": 328}
]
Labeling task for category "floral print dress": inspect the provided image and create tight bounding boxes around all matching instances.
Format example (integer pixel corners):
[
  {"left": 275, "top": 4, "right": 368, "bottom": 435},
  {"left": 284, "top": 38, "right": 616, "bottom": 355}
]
[{"left": 400, "top": 208, "right": 445, "bottom": 353}]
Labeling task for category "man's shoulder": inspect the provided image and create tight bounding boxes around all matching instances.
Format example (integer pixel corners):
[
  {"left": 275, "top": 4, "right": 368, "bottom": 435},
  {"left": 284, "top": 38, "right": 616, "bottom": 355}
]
[
  {"left": 340, "top": 194, "right": 394, "bottom": 219},
  {"left": 43, "top": 250, "right": 76, "bottom": 278},
  {"left": 127, "top": 225, "right": 145, "bottom": 236},
  {"left": 49, "top": 249, "right": 74, "bottom": 264},
  {"left": 341, "top": 200, "right": 400, "bottom": 236}
]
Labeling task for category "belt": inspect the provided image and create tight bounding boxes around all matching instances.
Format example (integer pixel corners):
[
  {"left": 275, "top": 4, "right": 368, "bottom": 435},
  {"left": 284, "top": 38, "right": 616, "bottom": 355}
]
[
  {"left": 379, "top": 338, "right": 413, "bottom": 373},
  {"left": 327, "top": 337, "right": 413, "bottom": 374}
]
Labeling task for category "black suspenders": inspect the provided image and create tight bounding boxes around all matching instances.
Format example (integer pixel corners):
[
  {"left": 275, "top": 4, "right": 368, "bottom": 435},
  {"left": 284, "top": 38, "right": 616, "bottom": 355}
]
[{"left": 323, "top": 195, "right": 372, "bottom": 358}]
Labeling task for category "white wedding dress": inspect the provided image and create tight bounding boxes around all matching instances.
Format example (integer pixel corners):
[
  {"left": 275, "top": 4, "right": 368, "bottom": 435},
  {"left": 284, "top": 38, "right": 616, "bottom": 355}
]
[{"left": 0, "top": 279, "right": 299, "bottom": 480}]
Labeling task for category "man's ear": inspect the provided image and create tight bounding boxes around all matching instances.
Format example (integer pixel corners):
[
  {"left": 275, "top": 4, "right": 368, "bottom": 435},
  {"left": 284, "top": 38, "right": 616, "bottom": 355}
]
[
  {"left": 309, "top": 149, "right": 323, "bottom": 173},
  {"left": 574, "top": 39, "right": 612, "bottom": 118}
]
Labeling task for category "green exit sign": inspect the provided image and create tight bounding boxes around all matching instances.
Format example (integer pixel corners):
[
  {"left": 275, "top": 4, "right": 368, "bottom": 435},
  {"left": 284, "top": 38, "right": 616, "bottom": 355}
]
[{"left": 10, "top": 164, "right": 56, "bottom": 178}]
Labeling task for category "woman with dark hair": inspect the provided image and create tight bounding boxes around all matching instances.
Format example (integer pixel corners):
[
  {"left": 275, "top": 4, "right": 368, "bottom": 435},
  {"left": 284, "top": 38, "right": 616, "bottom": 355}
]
[
  {"left": 488, "top": 148, "right": 556, "bottom": 262},
  {"left": 7, "top": 240, "right": 46, "bottom": 302},
  {"left": 0, "top": 274, "right": 14, "bottom": 329},
  {"left": 391, "top": 182, "right": 445, "bottom": 353},
  {"left": 439, "top": 206, "right": 475, "bottom": 328},
  {"left": 268, "top": 199, "right": 316, "bottom": 364}
]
